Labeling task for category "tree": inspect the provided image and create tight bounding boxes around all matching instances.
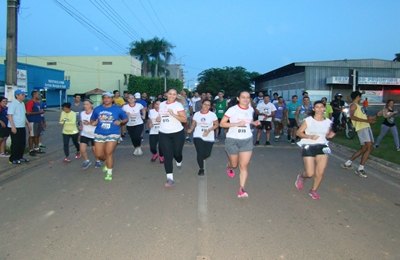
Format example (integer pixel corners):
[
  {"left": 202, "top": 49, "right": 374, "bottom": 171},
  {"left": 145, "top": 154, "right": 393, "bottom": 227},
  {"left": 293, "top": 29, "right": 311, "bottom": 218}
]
[
  {"left": 394, "top": 53, "right": 400, "bottom": 62},
  {"left": 129, "top": 39, "right": 151, "bottom": 76},
  {"left": 149, "top": 37, "right": 174, "bottom": 78},
  {"left": 196, "top": 66, "right": 260, "bottom": 97},
  {"left": 128, "top": 75, "right": 183, "bottom": 97}
]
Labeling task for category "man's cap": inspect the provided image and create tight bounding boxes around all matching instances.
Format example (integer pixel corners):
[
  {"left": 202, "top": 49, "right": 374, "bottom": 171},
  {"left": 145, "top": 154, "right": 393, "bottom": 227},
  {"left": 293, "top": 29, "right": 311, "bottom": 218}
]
[
  {"left": 102, "top": 92, "right": 114, "bottom": 98},
  {"left": 134, "top": 92, "right": 141, "bottom": 99},
  {"left": 335, "top": 93, "right": 343, "bottom": 97},
  {"left": 350, "top": 91, "right": 362, "bottom": 100},
  {"left": 15, "top": 89, "right": 26, "bottom": 95}
]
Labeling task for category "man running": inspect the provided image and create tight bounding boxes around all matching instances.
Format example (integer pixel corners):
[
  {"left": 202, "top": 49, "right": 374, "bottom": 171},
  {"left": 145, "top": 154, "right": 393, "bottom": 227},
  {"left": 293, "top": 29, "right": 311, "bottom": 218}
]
[{"left": 255, "top": 95, "right": 276, "bottom": 145}]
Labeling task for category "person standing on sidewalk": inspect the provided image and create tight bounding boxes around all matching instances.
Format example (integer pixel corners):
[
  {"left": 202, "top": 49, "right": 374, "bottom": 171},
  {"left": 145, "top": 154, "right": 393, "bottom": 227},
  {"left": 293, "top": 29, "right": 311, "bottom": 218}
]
[
  {"left": 374, "top": 100, "right": 399, "bottom": 151},
  {"left": 188, "top": 99, "right": 219, "bottom": 176},
  {"left": 79, "top": 99, "right": 100, "bottom": 170},
  {"left": 158, "top": 88, "right": 187, "bottom": 188},
  {"left": 220, "top": 90, "right": 260, "bottom": 198},
  {"left": 341, "top": 91, "right": 376, "bottom": 177},
  {"left": 148, "top": 100, "right": 164, "bottom": 163},
  {"left": 90, "top": 92, "right": 128, "bottom": 181},
  {"left": 0, "top": 97, "right": 10, "bottom": 157},
  {"left": 295, "top": 101, "right": 335, "bottom": 200},
  {"left": 122, "top": 94, "right": 146, "bottom": 156},
  {"left": 25, "top": 90, "right": 45, "bottom": 156},
  {"left": 59, "top": 103, "right": 80, "bottom": 163},
  {"left": 7, "top": 90, "right": 31, "bottom": 164}
]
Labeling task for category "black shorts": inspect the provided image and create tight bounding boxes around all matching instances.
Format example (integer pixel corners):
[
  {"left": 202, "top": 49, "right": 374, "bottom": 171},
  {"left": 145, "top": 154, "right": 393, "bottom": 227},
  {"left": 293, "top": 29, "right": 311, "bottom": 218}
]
[
  {"left": 0, "top": 127, "right": 10, "bottom": 138},
  {"left": 257, "top": 121, "right": 272, "bottom": 130},
  {"left": 80, "top": 136, "right": 94, "bottom": 146},
  {"left": 288, "top": 118, "right": 298, "bottom": 128},
  {"left": 301, "top": 144, "right": 329, "bottom": 157}
]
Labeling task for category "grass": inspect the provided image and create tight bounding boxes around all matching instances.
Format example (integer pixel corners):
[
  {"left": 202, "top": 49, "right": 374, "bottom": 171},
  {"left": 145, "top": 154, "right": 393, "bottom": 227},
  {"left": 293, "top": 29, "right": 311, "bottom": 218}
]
[{"left": 333, "top": 117, "right": 400, "bottom": 165}]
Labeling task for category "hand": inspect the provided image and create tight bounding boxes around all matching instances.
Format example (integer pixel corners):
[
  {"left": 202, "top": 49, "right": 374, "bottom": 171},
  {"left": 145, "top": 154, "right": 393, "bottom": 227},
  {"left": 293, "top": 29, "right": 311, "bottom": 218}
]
[
  {"left": 237, "top": 120, "right": 247, "bottom": 127},
  {"left": 252, "top": 120, "right": 261, "bottom": 127},
  {"left": 156, "top": 116, "right": 161, "bottom": 122},
  {"left": 168, "top": 109, "right": 175, "bottom": 116},
  {"left": 367, "top": 116, "right": 376, "bottom": 124},
  {"left": 309, "top": 135, "right": 319, "bottom": 140},
  {"left": 11, "top": 126, "right": 17, "bottom": 134},
  {"left": 326, "top": 131, "right": 336, "bottom": 139},
  {"left": 83, "top": 120, "right": 89, "bottom": 125},
  {"left": 113, "top": 120, "right": 121, "bottom": 126},
  {"left": 202, "top": 129, "right": 209, "bottom": 137},
  {"left": 79, "top": 125, "right": 83, "bottom": 131},
  {"left": 187, "top": 128, "right": 193, "bottom": 134}
]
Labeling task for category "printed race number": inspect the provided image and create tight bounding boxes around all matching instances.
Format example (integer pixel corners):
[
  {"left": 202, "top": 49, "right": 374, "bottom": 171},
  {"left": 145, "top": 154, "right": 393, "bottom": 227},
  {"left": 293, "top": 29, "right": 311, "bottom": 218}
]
[{"left": 101, "top": 123, "right": 111, "bottom": 130}]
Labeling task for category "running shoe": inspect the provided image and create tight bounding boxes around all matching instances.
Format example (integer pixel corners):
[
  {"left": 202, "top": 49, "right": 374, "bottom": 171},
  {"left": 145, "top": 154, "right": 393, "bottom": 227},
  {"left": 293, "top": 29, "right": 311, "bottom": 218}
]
[
  {"left": 63, "top": 157, "right": 71, "bottom": 163},
  {"left": 20, "top": 158, "right": 30, "bottom": 163},
  {"left": 29, "top": 150, "right": 36, "bottom": 156},
  {"left": 0, "top": 153, "right": 10, "bottom": 158},
  {"left": 254, "top": 141, "right": 260, "bottom": 146},
  {"left": 341, "top": 163, "right": 352, "bottom": 169},
  {"left": 39, "top": 144, "right": 46, "bottom": 148},
  {"left": 237, "top": 188, "right": 249, "bottom": 198},
  {"left": 176, "top": 161, "right": 182, "bottom": 168},
  {"left": 104, "top": 173, "right": 113, "bottom": 181},
  {"left": 9, "top": 160, "right": 21, "bottom": 165},
  {"left": 81, "top": 160, "right": 92, "bottom": 170},
  {"left": 151, "top": 153, "right": 158, "bottom": 162},
  {"left": 265, "top": 141, "right": 271, "bottom": 145},
  {"left": 308, "top": 190, "right": 320, "bottom": 200},
  {"left": 94, "top": 161, "right": 102, "bottom": 168},
  {"left": 136, "top": 147, "right": 143, "bottom": 156},
  {"left": 34, "top": 149, "right": 45, "bottom": 154},
  {"left": 226, "top": 165, "right": 235, "bottom": 178},
  {"left": 198, "top": 168, "right": 205, "bottom": 176},
  {"left": 295, "top": 174, "right": 304, "bottom": 191},
  {"left": 159, "top": 156, "right": 165, "bottom": 163},
  {"left": 290, "top": 139, "right": 296, "bottom": 144},
  {"left": 164, "top": 178, "right": 175, "bottom": 188},
  {"left": 274, "top": 136, "right": 279, "bottom": 142},
  {"left": 355, "top": 169, "right": 368, "bottom": 178},
  {"left": 75, "top": 152, "right": 81, "bottom": 159}
]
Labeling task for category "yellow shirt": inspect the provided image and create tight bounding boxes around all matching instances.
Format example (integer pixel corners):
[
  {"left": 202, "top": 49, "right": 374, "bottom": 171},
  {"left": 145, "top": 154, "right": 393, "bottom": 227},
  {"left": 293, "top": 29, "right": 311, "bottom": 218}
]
[
  {"left": 59, "top": 111, "right": 79, "bottom": 135},
  {"left": 324, "top": 103, "right": 333, "bottom": 119},
  {"left": 352, "top": 103, "right": 370, "bottom": 131},
  {"left": 114, "top": 97, "right": 126, "bottom": 106}
]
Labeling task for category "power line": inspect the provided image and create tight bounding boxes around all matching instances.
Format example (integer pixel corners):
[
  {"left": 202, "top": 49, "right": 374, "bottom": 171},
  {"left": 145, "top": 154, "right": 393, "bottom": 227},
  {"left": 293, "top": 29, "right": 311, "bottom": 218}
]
[
  {"left": 138, "top": 0, "right": 164, "bottom": 36},
  {"left": 121, "top": 0, "right": 153, "bottom": 37},
  {"left": 146, "top": 0, "right": 168, "bottom": 36}
]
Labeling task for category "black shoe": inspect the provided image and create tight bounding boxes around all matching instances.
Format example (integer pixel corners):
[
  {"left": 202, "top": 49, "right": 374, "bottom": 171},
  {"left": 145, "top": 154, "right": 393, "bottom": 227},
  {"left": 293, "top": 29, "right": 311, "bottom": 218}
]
[
  {"left": 291, "top": 139, "right": 296, "bottom": 144},
  {"left": 198, "top": 169, "right": 205, "bottom": 176},
  {"left": 265, "top": 141, "right": 271, "bottom": 145},
  {"left": 34, "top": 149, "right": 45, "bottom": 154},
  {"left": 20, "top": 158, "right": 30, "bottom": 163},
  {"left": 254, "top": 141, "right": 260, "bottom": 146},
  {"left": 29, "top": 150, "right": 36, "bottom": 156}
]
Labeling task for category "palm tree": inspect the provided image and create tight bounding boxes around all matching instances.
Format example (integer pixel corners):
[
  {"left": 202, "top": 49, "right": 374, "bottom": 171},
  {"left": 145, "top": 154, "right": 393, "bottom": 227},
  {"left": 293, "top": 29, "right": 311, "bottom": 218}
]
[
  {"left": 129, "top": 39, "right": 151, "bottom": 76},
  {"left": 394, "top": 53, "right": 400, "bottom": 62},
  {"left": 149, "top": 37, "right": 174, "bottom": 78}
]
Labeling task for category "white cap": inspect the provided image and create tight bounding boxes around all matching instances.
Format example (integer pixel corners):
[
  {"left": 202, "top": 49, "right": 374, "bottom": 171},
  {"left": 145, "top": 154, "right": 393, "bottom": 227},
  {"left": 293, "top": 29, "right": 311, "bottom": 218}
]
[
  {"left": 102, "top": 92, "right": 114, "bottom": 98},
  {"left": 134, "top": 92, "right": 141, "bottom": 99}
]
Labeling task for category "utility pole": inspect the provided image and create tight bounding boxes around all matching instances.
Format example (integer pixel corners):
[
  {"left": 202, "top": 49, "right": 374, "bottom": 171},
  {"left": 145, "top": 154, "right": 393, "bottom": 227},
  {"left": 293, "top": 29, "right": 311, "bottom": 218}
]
[{"left": 5, "top": 0, "right": 19, "bottom": 101}]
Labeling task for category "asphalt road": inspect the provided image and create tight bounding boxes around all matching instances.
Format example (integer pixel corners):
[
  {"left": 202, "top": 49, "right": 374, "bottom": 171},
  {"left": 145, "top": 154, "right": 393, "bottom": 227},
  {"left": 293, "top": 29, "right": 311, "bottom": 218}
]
[{"left": 1, "top": 131, "right": 400, "bottom": 259}]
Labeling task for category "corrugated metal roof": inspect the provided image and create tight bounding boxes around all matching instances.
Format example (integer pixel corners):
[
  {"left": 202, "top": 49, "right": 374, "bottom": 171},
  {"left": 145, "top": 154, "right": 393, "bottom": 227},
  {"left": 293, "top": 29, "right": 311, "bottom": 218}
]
[{"left": 294, "top": 59, "right": 400, "bottom": 68}]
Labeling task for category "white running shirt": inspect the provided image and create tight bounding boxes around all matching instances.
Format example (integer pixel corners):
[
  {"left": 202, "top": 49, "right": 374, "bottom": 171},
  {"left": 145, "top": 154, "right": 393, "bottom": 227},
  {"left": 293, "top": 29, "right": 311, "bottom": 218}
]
[
  {"left": 192, "top": 111, "right": 218, "bottom": 142},
  {"left": 225, "top": 105, "right": 254, "bottom": 140},
  {"left": 148, "top": 109, "right": 161, "bottom": 135},
  {"left": 297, "top": 116, "right": 332, "bottom": 145},
  {"left": 159, "top": 101, "right": 184, "bottom": 134},
  {"left": 80, "top": 111, "right": 95, "bottom": 139},
  {"left": 122, "top": 103, "right": 144, "bottom": 126},
  {"left": 256, "top": 102, "right": 277, "bottom": 121}
]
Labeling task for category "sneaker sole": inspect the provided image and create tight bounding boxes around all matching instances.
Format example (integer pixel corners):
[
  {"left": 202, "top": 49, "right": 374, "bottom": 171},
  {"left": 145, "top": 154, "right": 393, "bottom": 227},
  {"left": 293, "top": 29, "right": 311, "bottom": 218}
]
[
  {"left": 308, "top": 193, "right": 320, "bottom": 200},
  {"left": 341, "top": 164, "right": 352, "bottom": 170}
]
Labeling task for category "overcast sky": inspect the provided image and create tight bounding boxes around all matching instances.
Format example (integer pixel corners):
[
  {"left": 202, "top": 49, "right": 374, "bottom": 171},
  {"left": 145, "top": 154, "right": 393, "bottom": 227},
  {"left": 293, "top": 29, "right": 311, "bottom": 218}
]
[{"left": 1, "top": 0, "right": 399, "bottom": 86}]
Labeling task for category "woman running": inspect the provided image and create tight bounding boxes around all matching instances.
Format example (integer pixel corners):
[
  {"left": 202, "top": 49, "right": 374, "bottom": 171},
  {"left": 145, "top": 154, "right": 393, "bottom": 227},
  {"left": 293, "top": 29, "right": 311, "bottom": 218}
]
[
  {"left": 158, "top": 89, "right": 187, "bottom": 187},
  {"left": 59, "top": 102, "right": 80, "bottom": 163},
  {"left": 122, "top": 94, "right": 146, "bottom": 156},
  {"left": 220, "top": 90, "right": 260, "bottom": 198},
  {"left": 188, "top": 99, "right": 219, "bottom": 176},
  {"left": 375, "top": 100, "right": 399, "bottom": 151},
  {"left": 90, "top": 92, "right": 128, "bottom": 181},
  {"left": 295, "top": 100, "right": 335, "bottom": 200},
  {"left": 79, "top": 99, "right": 100, "bottom": 170},
  {"left": 148, "top": 99, "right": 164, "bottom": 163}
]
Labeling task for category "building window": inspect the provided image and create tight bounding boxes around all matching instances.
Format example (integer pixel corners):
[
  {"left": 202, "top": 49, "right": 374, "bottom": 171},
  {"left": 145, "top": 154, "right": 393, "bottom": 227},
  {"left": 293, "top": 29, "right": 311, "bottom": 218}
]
[
  {"left": 102, "top": 61, "right": 112, "bottom": 65},
  {"left": 47, "top": 62, "right": 57, "bottom": 66}
]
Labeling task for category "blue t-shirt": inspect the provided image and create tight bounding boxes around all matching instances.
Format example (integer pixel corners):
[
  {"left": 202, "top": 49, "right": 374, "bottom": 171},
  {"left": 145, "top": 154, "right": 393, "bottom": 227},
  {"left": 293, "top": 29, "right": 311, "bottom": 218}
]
[
  {"left": 0, "top": 107, "right": 8, "bottom": 126},
  {"left": 137, "top": 99, "right": 148, "bottom": 108},
  {"left": 274, "top": 103, "right": 286, "bottom": 120},
  {"left": 287, "top": 102, "right": 299, "bottom": 119},
  {"left": 91, "top": 105, "right": 127, "bottom": 135}
]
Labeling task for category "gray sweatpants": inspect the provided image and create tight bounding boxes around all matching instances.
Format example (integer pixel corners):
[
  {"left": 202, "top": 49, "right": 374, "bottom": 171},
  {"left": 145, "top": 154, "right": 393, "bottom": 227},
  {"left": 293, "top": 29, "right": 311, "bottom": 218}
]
[{"left": 375, "top": 124, "right": 400, "bottom": 148}]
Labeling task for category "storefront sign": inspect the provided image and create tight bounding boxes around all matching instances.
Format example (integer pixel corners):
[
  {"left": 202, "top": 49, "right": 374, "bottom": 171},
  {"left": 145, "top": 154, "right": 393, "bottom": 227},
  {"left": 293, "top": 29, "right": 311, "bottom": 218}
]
[
  {"left": 17, "top": 69, "right": 27, "bottom": 89},
  {"left": 44, "top": 79, "right": 68, "bottom": 89},
  {"left": 327, "top": 76, "right": 400, "bottom": 85}
]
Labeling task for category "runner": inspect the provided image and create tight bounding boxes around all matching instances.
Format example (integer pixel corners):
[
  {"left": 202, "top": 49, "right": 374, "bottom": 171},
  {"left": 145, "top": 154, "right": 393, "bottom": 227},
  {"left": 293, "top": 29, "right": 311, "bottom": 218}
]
[
  {"left": 90, "top": 92, "right": 128, "bottom": 181},
  {"left": 255, "top": 94, "right": 276, "bottom": 145},
  {"left": 188, "top": 99, "right": 219, "bottom": 176},
  {"left": 0, "top": 97, "right": 10, "bottom": 157},
  {"left": 286, "top": 95, "right": 300, "bottom": 144},
  {"left": 374, "top": 99, "right": 399, "bottom": 151},
  {"left": 273, "top": 96, "right": 286, "bottom": 141},
  {"left": 214, "top": 91, "right": 228, "bottom": 140},
  {"left": 148, "top": 100, "right": 164, "bottom": 163},
  {"left": 296, "top": 96, "right": 313, "bottom": 127},
  {"left": 79, "top": 99, "right": 100, "bottom": 170},
  {"left": 59, "top": 103, "right": 80, "bottom": 163},
  {"left": 25, "top": 90, "right": 45, "bottom": 156},
  {"left": 158, "top": 88, "right": 187, "bottom": 187},
  {"left": 295, "top": 101, "right": 335, "bottom": 200},
  {"left": 220, "top": 90, "right": 260, "bottom": 198},
  {"left": 122, "top": 94, "right": 146, "bottom": 156},
  {"left": 341, "top": 91, "right": 376, "bottom": 178}
]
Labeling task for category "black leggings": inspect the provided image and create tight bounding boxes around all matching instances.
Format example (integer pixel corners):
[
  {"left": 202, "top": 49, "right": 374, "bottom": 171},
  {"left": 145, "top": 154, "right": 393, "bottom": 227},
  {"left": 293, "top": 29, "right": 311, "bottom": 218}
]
[
  {"left": 127, "top": 124, "right": 144, "bottom": 148},
  {"left": 159, "top": 130, "right": 185, "bottom": 174},
  {"left": 63, "top": 133, "right": 79, "bottom": 157},
  {"left": 149, "top": 134, "right": 163, "bottom": 156},
  {"left": 193, "top": 138, "right": 214, "bottom": 169}
]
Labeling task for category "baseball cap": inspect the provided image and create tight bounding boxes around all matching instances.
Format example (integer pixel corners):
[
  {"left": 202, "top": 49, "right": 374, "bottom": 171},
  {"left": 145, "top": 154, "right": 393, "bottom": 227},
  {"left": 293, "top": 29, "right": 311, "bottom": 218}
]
[
  {"left": 102, "top": 92, "right": 114, "bottom": 98},
  {"left": 134, "top": 92, "right": 141, "bottom": 99},
  {"left": 14, "top": 89, "right": 26, "bottom": 95},
  {"left": 350, "top": 91, "right": 362, "bottom": 100}
]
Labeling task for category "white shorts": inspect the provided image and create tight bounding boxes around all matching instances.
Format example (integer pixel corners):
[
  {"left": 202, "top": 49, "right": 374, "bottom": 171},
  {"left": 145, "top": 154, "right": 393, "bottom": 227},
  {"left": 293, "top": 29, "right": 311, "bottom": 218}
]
[{"left": 357, "top": 127, "right": 374, "bottom": 145}]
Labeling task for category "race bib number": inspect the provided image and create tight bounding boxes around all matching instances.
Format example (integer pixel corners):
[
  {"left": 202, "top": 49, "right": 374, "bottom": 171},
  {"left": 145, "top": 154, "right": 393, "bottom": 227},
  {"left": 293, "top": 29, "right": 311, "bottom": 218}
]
[
  {"left": 201, "top": 125, "right": 208, "bottom": 132},
  {"left": 162, "top": 116, "right": 170, "bottom": 123},
  {"left": 130, "top": 115, "right": 137, "bottom": 123},
  {"left": 237, "top": 127, "right": 247, "bottom": 134},
  {"left": 101, "top": 123, "right": 111, "bottom": 130},
  {"left": 218, "top": 110, "right": 224, "bottom": 114}
]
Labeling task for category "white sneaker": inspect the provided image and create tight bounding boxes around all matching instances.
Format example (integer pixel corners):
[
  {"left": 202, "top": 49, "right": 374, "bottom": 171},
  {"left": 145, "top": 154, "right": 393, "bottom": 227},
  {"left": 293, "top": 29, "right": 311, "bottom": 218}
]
[
  {"left": 133, "top": 148, "right": 138, "bottom": 156},
  {"left": 137, "top": 147, "right": 143, "bottom": 156},
  {"left": 176, "top": 161, "right": 182, "bottom": 168}
]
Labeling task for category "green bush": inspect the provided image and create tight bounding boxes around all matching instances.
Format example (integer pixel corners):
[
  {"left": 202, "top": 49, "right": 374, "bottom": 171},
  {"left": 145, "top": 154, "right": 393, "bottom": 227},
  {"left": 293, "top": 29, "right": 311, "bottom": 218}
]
[{"left": 128, "top": 75, "right": 183, "bottom": 97}]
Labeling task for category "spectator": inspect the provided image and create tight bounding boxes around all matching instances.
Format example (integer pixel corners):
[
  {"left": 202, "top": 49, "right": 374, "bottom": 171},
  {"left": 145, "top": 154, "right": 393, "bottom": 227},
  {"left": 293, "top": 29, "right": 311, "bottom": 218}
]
[
  {"left": 25, "top": 90, "right": 45, "bottom": 156},
  {"left": 331, "top": 93, "right": 345, "bottom": 131},
  {"left": 191, "top": 92, "right": 201, "bottom": 112},
  {"left": 253, "top": 91, "right": 264, "bottom": 105},
  {"left": 195, "top": 93, "right": 207, "bottom": 113},
  {"left": 374, "top": 100, "right": 399, "bottom": 151},
  {"left": 272, "top": 92, "right": 279, "bottom": 104},
  {"left": 113, "top": 90, "right": 125, "bottom": 107},
  {"left": 0, "top": 96, "right": 10, "bottom": 157},
  {"left": 321, "top": 97, "right": 333, "bottom": 119},
  {"left": 362, "top": 98, "right": 369, "bottom": 113}
]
